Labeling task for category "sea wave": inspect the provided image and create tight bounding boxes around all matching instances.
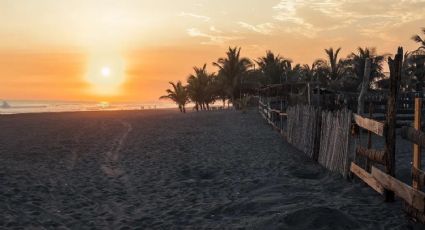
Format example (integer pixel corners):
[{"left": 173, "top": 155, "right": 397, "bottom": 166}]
[{"left": 0, "top": 100, "right": 177, "bottom": 114}]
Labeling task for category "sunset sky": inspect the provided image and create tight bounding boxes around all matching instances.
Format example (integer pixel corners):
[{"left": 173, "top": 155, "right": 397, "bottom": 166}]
[{"left": 1, "top": 0, "right": 424, "bottom": 102}]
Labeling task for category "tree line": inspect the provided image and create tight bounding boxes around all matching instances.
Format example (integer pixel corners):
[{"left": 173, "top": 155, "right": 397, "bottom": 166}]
[{"left": 161, "top": 28, "right": 425, "bottom": 113}]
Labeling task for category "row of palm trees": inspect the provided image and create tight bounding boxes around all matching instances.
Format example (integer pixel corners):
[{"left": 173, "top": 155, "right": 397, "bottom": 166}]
[
  {"left": 161, "top": 28, "right": 425, "bottom": 112},
  {"left": 160, "top": 47, "right": 252, "bottom": 112}
]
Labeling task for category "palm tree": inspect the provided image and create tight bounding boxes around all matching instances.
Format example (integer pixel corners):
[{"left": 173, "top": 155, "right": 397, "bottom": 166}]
[
  {"left": 186, "top": 64, "right": 215, "bottom": 110},
  {"left": 282, "top": 59, "right": 294, "bottom": 81},
  {"left": 398, "top": 51, "right": 415, "bottom": 92},
  {"left": 310, "top": 59, "right": 331, "bottom": 85},
  {"left": 159, "top": 81, "right": 189, "bottom": 113},
  {"left": 411, "top": 28, "right": 425, "bottom": 91},
  {"left": 324, "top": 47, "right": 342, "bottom": 81},
  {"left": 213, "top": 47, "right": 252, "bottom": 107},
  {"left": 212, "top": 72, "right": 229, "bottom": 108},
  {"left": 256, "top": 51, "right": 291, "bottom": 84},
  {"left": 348, "top": 47, "right": 386, "bottom": 89},
  {"left": 412, "top": 28, "right": 425, "bottom": 50},
  {"left": 297, "top": 64, "right": 313, "bottom": 81}
]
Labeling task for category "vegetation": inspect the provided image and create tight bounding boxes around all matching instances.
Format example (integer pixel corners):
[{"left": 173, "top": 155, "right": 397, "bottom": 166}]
[
  {"left": 256, "top": 51, "right": 291, "bottom": 84},
  {"left": 186, "top": 64, "right": 215, "bottom": 111},
  {"left": 159, "top": 81, "right": 189, "bottom": 113},
  {"left": 212, "top": 47, "right": 252, "bottom": 105},
  {"left": 161, "top": 28, "right": 425, "bottom": 113}
]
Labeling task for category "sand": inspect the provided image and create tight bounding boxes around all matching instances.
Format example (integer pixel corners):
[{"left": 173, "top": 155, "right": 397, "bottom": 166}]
[{"left": 0, "top": 109, "right": 423, "bottom": 229}]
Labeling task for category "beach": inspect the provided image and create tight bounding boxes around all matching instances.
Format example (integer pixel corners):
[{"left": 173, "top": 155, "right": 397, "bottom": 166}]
[{"left": 0, "top": 109, "right": 422, "bottom": 229}]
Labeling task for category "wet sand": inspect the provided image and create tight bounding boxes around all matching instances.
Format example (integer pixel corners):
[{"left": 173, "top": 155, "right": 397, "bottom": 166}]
[{"left": 0, "top": 109, "right": 422, "bottom": 229}]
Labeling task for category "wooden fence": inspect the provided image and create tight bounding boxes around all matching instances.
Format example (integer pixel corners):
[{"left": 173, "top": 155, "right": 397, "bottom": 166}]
[
  {"left": 318, "top": 109, "right": 352, "bottom": 177},
  {"left": 286, "top": 105, "right": 320, "bottom": 159},
  {"left": 258, "top": 47, "right": 425, "bottom": 223}
]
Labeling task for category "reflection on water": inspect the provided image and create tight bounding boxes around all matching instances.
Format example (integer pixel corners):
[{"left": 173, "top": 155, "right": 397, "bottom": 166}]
[{"left": 0, "top": 100, "right": 176, "bottom": 114}]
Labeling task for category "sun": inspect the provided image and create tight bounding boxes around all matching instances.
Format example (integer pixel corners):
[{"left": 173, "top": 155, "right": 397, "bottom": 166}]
[
  {"left": 101, "top": 67, "right": 111, "bottom": 77},
  {"left": 85, "top": 54, "right": 126, "bottom": 95}
]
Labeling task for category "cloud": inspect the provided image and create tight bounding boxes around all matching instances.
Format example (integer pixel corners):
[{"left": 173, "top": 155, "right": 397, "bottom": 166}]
[
  {"left": 178, "top": 12, "right": 211, "bottom": 22},
  {"left": 272, "top": 0, "right": 425, "bottom": 38},
  {"left": 238, "top": 22, "right": 275, "bottom": 35},
  {"left": 186, "top": 28, "right": 242, "bottom": 45}
]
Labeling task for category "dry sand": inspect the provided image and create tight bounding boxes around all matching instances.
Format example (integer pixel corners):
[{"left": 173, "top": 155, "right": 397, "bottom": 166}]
[{"left": 0, "top": 109, "right": 423, "bottom": 229}]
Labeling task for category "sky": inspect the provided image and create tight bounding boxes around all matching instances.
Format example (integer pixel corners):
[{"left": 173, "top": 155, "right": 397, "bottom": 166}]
[{"left": 0, "top": 0, "right": 425, "bottom": 102}]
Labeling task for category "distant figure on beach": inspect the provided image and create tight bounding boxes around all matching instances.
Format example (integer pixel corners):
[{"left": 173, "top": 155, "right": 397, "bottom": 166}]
[{"left": 1, "top": 101, "right": 11, "bottom": 108}]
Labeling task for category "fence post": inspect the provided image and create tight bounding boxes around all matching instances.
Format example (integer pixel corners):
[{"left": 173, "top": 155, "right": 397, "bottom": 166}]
[
  {"left": 413, "top": 97, "right": 422, "bottom": 190},
  {"left": 384, "top": 47, "right": 403, "bottom": 202},
  {"left": 313, "top": 108, "right": 321, "bottom": 162},
  {"left": 366, "top": 102, "right": 374, "bottom": 171},
  {"left": 358, "top": 58, "right": 371, "bottom": 115}
]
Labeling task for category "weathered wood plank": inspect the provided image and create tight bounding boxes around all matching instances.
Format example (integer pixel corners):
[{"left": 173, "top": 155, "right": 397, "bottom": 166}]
[
  {"left": 372, "top": 166, "right": 425, "bottom": 212},
  {"left": 413, "top": 98, "right": 422, "bottom": 190},
  {"left": 412, "top": 166, "right": 425, "bottom": 188},
  {"left": 366, "top": 103, "right": 374, "bottom": 171},
  {"left": 350, "top": 163, "right": 384, "bottom": 195},
  {"left": 400, "top": 126, "right": 425, "bottom": 147},
  {"left": 353, "top": 114, "right": 385, "bottom": 136},
  {"left": 356, "top": 146, "right": 386, "bottom": 165}
]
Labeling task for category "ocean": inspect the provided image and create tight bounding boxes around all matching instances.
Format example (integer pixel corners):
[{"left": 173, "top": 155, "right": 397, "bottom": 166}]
[{"left": 0, "top": 100, "right": 177, "bottom": 115}]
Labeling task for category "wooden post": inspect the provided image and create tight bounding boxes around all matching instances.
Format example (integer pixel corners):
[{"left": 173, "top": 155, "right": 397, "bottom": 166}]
[
  {"left": 307, "top": 83, "right": 311, "bottom": 106},
  {"left": 385, "top": 47, "right": 403, "bottom": 202},
  {"left": 358, "top": 58, "right": 372, "bottom": 115},
  {"left": 368, "top": 103, "right": 374, "bottom": 148},
  {"left": 313, "top": 108, "right": 321, "bottom": 162},
  {"left": 366, "top": 102, "right": 374, "bottom": 171},
  {"left": 413, "top": 97, "right": 422, "bottom": 190}
]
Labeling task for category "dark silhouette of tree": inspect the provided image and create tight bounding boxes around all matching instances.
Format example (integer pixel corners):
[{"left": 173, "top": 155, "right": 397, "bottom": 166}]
[
  {"left": 411, "top": 28, "right": 425, "bottom": 91},
  {"left": 256, "top": 51, "right": 294, "bottom": 84},
  {"left": 348, "top": 47, "right": 386, "bottom": 89},
  {"left": 412, "top": 28, "right": 425, "bottom": 50},
  {"left": 213, "top": 73, "right": 229, "bottom": 108},
  {"left": 213, "top": 47, "right": 252, "bottom": 105},
  {"left": 159, "top": 81, "right": 189, "bottom": 113},
  {"left": 296, "top": 64, "right": 313, "bottom": 82},
  {"left": 324, "top": 47, "right": 342, "bottom": 81},
  {"left": 256, "top": 51, "right": 285, "bottom": 84},
  {"left": 310, "top": 59, "right": 331, "bottom": 86},
  {"left": 187, "top": 64, "right": 215, "bottom": 110}
]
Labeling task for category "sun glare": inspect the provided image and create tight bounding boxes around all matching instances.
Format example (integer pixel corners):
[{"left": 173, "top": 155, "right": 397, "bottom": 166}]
[
  {"left": 85, "top": 54, "right": 126, "bottom": 95},
  {"left": 101, "top": 67, "right": 111, "bottom": 77}
]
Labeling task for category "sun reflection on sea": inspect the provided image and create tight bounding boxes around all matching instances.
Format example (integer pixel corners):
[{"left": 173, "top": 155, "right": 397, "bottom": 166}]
[{"left": 98, "top": 101, "right": 110, "bottom": 108}]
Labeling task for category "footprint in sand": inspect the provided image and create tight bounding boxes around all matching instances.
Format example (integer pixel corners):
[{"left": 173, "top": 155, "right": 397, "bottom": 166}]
[{"left": 100, "top": 120, "right": 132, "bottom": 177}]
